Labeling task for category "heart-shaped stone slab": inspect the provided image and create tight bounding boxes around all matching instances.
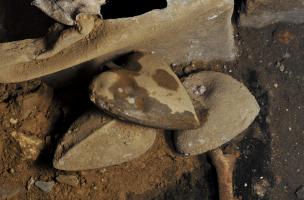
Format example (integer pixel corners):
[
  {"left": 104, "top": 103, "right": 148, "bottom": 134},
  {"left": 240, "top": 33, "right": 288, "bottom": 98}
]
[
  {"left": 90, "top": 53, "right": 200, "bottom": 130},
  {"left": 174, "top": 71, "right": 260, "bottom": 156},
  {"left": 53, "top": 109, "right": 159, "bottom": 171}
]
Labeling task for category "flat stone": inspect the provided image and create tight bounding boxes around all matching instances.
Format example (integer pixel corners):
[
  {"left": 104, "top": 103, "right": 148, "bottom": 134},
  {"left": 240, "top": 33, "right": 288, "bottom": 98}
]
[
  {"left": 90, "top": 53, "right": 200, "bottom": 130},
  {"left": 35, "top": 181, "right": 55, "bottom": 193},
  {"left": 53, "top": 109, "right": 159, "bottom": 171},
  {"left": 56, "top": 175, "right": 79, "bottom": 187},
  {"left": 241, "top": 0, "right": 304, "bottom": 28},
  {"left": 174, "top": 71, "right": 260, "bottom": 155}
]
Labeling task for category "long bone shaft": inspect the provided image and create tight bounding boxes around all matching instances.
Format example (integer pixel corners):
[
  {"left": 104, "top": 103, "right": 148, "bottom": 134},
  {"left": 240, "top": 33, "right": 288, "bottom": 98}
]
[{"left": 0, "top": 0, "right": 235, "bottom": 83}]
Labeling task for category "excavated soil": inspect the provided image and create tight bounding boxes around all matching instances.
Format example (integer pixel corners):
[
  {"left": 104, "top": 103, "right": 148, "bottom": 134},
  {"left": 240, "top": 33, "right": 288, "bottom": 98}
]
[{"left": 0, "top": 2, "right": 304, "bottom": 200}]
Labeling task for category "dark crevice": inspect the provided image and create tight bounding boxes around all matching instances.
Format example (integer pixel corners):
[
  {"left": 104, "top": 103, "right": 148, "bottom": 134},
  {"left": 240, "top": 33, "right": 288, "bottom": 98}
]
[
  {"left": 100, "top": 0, "right": 167, "bottom": 19},
  {"left": 233, "top": 0, "right": 247, "bottom": 24},
  {"left": 234, "top": 70, "right": 275, "bottom": 199}
]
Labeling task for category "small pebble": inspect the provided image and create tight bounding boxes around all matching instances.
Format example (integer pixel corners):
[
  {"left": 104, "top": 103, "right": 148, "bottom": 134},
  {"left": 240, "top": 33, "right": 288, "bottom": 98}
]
[
  {"left": 27, "top": 177, "right": 35, "bottom": 190},
  {"left": 192, "top": 85, "right": 206, "bottom": 96},
  {"left": 56, "top": 175, "right": 79, "bottom": 187},
  {"left": 296, "top": 185, "right": 304, "bottom": 200},
  {"left": 283, "top": 52, "right": 291, "bottom": 58},
  {"left": 9, "top": 118, "right": 18, "bottom": 124},
  {"left": 35, "top": 181, "right": 55, "bottom": 193},
  {"left": 279, "top": 64, "right": 285, "bottom": 72}
]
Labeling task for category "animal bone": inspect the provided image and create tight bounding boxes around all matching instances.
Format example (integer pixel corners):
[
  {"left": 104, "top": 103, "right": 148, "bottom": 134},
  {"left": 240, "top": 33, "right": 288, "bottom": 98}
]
[
  {"left": 32, "top": 0, "right": 106, "bottom": 25},
  {"left": 209, "top": 147, "right": 240, "bottom": 200},
  {"left": 0, "top": 14, "right": 96, "bottom": 68},
  {"left": 0, "top": 0, "right": 235, "bottom": 83},
  {"left": 90, "top": 53, "right": 200, "bottom": 129}
]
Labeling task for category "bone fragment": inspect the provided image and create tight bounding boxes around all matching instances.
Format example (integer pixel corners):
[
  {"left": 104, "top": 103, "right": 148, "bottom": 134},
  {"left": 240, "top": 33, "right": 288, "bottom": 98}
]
[
  {"left": 0, "top": 0, "right": 235, "bottom": 83},
  {"left": 209, "top": 148, "right": 240, "bottom": 200},
  {"left": 32, "top": 0, "right": 105, "bottom": 25}
]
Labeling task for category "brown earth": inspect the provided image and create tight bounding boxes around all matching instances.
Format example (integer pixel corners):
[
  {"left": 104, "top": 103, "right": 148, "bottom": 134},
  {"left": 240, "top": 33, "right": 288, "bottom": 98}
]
[{"left": 0, "top": 2, "right": 304, "bottom": 200}]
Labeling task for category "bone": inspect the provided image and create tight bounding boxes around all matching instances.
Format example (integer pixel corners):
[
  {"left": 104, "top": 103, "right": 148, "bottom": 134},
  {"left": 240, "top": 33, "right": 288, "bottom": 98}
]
[
  {"left": 32, "top": 0, "right": 105, "bottom": 25},
  {"left": 90, "top": 53, "right": 200, "bottom": 130},
  {"left": 0, "top": 14, "right": 96, "bottom": 82},
  {"left": 209, "top": 147, "right": 240, "bottom": 200},
  {"left": 174, "top": 71, "right": 260, "bottom": 155},
  {"left": 36, "top": 14, "right": 97, "bottom": 59},
  {"left": 53, "top": 109, "right": 159, "bottom": 171},
  {"left": 0, "top": 0, "right": 235, "bottom": 83}
]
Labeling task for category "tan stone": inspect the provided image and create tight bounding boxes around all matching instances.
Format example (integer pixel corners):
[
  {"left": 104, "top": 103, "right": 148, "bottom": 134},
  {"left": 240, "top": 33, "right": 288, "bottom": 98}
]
[
  {"left": 17, "top": 83, "right": 59, "bottom": 137},
  {"left": 53, "top": 109, "right": 159, "bottom": 171},
  {"left": 90, "top": 53, "right": 200, "bottom": 130},
  {"left": 10, "top": 131, "right": 44, "bottom": 160},
  {"left": 56, "top": 175, "right": 79, "bottom": 187},
  {"left": 174, "top": 71, "right": 260, "bottom": 155}
]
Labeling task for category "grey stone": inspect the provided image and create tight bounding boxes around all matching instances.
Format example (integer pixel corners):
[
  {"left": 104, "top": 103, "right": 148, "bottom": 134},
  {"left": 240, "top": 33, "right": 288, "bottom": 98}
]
[
  {"left": 0, "top": 186, "right": 25, "bottom": 199},
  {"left": 90, "top": 53, "right": 200, "bottom": 130},
  {"left": 0, "top": 0, "right": 236, "bottom": 83},
  {"left": 174, "top": 71, "right": 260, "bottom": 155},
  {"left": 53, "top": 109, "right": 159, "bottom": 171},
  {"left": 296, "top": 185, "right": 304, "bottom": 200},
  {"left": 241, "top": 0, "right": 304, "bottom": 28},
  {"left": 56, "top": 175, "right": 79, "bottom": 187},
  {"left": 35, "top": 181, "right": 55, "bottom": 193}
]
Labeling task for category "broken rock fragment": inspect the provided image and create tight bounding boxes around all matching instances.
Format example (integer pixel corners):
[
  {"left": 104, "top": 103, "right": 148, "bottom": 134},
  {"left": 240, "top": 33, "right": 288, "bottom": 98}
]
[
  {"left": 10, "top": 131, "right": 44, "bottom": 160},
  {"left": 90, "top": 53, "right": 200, "bottom": 130},
  {"left": 56, "top": 175, "right": 79, "bottom": 187},
  {"left": 174, "top": 71, "right": 260, "bottom": 155},
  {"left": 53, "top": 109, "right": 159, "bottom": 171},
  {"left": 35, "top": 181, "right": 55, "bottom": 193},
  {"left": 241, "top": 0, "right": 304, "bottom": 28},
  {"left": 17, "top": 83, "right": 59, "bottom": 137}
]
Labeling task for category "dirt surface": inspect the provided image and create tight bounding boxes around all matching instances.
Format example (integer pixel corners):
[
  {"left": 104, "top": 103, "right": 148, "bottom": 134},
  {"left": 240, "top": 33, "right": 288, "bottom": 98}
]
[{"left": 1, "top": 5, "right": 304, "bottom": 200}]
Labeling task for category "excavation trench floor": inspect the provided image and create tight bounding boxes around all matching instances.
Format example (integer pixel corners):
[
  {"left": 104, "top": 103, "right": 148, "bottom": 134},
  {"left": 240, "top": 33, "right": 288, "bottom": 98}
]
[{"left": 0, "top": 21, "right": 303, "bottom": 200}]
